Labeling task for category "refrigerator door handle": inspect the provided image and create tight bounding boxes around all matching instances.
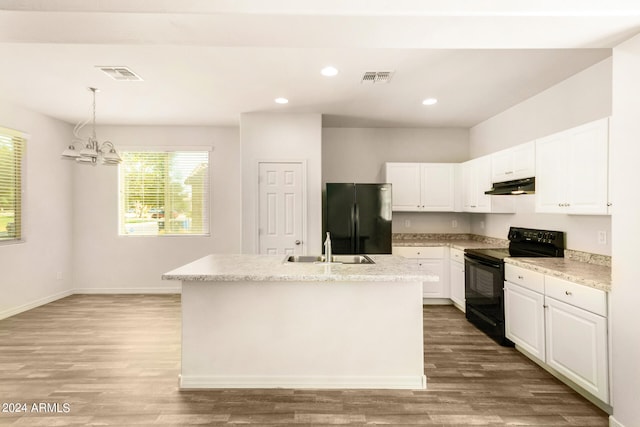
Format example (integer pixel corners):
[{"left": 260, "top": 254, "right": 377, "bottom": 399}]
[{"left": 353, "top": 203, "right": 360, "bottom": 254}]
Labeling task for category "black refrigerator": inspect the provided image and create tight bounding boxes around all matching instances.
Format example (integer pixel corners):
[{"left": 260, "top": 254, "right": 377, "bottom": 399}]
[{"left": 324, "top": 183, "right": 392, "bottom": 255}]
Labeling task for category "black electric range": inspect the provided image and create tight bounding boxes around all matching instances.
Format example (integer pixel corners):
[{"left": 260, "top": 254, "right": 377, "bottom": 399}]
[{"left": 464, "top": 227, "right": 565, "bottom": 346}]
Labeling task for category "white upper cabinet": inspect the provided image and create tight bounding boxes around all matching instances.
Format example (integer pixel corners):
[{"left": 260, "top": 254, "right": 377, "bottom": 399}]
[
  {"left": 535, "top": 118, "right": 609, "bottom": 215},
  {"left": 385, "top": 163, "right": 456, "bottom": 212},
  {"left": 491, "top": 141, "right": 536, "bottom": 183},
  {"left": 462, "top": 155, "right": 514, "bottom": 213}
]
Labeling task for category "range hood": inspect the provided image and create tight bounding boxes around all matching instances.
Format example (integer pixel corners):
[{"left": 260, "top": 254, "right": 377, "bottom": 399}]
[{"left": 485, "top": 177, "right": 535, "bottom": 195}]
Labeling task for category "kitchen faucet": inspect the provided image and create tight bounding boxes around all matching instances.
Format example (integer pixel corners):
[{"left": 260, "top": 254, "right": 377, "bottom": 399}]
[{"left": 324, "top": 232, "right": 332, "bottom": 263}]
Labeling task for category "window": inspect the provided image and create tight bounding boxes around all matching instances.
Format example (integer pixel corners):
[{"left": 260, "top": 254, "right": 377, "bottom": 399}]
[
  {"left": 0, "top": 127, "right": 25, "bottom": 243},
  {"left": 119, "top": 150, "right": 210, "bottom": 236}
]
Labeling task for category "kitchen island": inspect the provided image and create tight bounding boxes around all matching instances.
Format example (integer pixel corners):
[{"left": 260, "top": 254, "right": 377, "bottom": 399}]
[{"left": 163, "top": 254, "right": 438, "bottom": 390}]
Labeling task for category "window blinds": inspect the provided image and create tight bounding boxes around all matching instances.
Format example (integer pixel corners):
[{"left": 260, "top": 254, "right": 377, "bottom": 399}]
[
  {"left": 0, "top": 127, "right": 24, "bottom": 242},
  {"left": 119, "top": 150, "right": 210, "bottom": 236}
]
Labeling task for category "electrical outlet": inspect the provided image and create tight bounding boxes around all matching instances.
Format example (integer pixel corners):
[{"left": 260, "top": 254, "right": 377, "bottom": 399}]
[
  {"left": 404, "top": 219, "right": 411, "bottom": 228},
  {"left": 598, "top": 231, "right": 607, "bottom": 245},
  {"left": 480, "top": 221, "right": 485, "bottom": 229},
  {"left": 56, "top": 272, "right": 63, "bottom": 281},
  {"left": 506, "top": 223, "right": 511, "bottom": 232},
  {"left": 451, "top": 219, "right": 458, "bottom": 229}
]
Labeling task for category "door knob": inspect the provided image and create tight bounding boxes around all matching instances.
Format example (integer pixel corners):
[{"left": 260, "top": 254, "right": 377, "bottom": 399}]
[{"left": 295, "top": 240, "right": 301, "bottom": 245}]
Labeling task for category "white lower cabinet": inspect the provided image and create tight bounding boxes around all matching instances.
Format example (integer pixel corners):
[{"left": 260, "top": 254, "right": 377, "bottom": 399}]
[
  {"left": 504, "top": 264, "right": 609, "bottom": 404},
  {"left": 449, "top": 249, "right": 465, "bottom": 311},
  {"left": 504, "top": 282, "right": 545, "bottom": 362},
  {"left": 545, "top": 296, "right": 609, "bottom": 403},
  {"left": 392, "top": 246, "right": 448, "bottom": 299}
]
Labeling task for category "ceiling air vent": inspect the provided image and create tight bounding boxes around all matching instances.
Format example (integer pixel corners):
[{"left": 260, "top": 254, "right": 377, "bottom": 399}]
[
  {"left": 361, "top": 71, "right": 394, "bottom": 84},
  {"left": 97, "top": 66, "right": 143, "bottom": 81}
]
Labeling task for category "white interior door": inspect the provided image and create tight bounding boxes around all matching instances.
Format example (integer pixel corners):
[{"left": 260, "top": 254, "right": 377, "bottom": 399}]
[{"left": 258, "top": 162, "right": 304, "bottom": 255}]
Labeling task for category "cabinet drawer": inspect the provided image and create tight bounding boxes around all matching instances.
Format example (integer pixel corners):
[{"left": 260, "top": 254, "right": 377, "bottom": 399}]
[
  {"left": 505, "top": 264, "right": 544, "bottom": 294},
  {"left": 393, "top": 246, "right": 445, "bottom": 259},
  {"left": 545, "top": 276, "right": 607, "bottom": 316},
  {"left": 450, "top": 248, "right": 464, "bottom": 263}
]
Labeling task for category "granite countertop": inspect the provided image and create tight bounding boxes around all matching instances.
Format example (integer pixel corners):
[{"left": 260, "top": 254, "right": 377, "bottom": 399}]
[
  {"left": 162, "top": 254, "right": 439, "bottom": 283},
  {"left": 505, "top": 257, "right": 611, "bottom": 292}
]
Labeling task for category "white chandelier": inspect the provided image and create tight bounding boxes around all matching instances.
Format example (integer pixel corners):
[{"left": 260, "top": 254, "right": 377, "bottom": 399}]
[{"left": 61, "top": 87, "right": 122, "bottom": 165}]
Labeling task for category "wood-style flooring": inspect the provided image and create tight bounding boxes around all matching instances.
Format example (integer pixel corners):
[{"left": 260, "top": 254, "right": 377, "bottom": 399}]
[{"left": 0, "top": 295, "right": 608, "bottom": 426}]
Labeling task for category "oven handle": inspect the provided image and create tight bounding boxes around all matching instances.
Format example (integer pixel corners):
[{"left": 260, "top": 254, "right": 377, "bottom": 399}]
[
  {"left": 464, "top": 255, "right": 502, "bottom": 270},
  {"left": 467, "top": 306, "right": 498, "bottom": 327}
]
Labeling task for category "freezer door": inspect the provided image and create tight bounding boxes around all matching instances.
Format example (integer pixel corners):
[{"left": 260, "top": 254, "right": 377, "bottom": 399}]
[{"left": 354, "top": 184, "right": 392, "bottom": 254}]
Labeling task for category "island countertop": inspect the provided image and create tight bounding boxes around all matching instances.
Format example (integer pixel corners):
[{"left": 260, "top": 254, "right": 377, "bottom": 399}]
[{"left": 162, "top": 254, "right": 438, "bottom": 283}]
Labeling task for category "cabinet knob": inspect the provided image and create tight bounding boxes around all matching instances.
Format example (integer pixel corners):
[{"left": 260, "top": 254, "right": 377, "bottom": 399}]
[
  {"left": 607, "top": 202, "right": 612, "bottom": 207},
  {"left": 565, "top": 290, "right": 572, "bottom": 296},
  {"left": 518, "top": 275, "right": 524, "bottom": 279},
  {"left": 295, "top": 240, "right": 301, "bottom": 245}
]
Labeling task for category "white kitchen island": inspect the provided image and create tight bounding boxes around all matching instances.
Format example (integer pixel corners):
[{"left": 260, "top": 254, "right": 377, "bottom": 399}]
[{"left": 162, "top": 254, "right": 437, "bottom": 390}]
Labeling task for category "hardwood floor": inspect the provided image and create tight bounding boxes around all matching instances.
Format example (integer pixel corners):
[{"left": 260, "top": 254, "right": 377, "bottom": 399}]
[{"left": 0, "top": 295, "right": 608, "bottom": 426}]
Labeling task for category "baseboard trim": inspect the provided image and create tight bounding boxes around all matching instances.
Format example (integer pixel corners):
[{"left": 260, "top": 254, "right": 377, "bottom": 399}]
[
  {"left": 180, "top": 374, "right": 427, "bottom": 390},
  {"left": 73, "top": 287, "right": 181, "bottom": 294},
  {"left": 610, "top": 415, "right": 625, "bottom": 427},
  {"left": 0, "top": 289, "right": 73, "bottom": 320},
  {"left": 422, "top": 298, "right": 452, "bottom": 305}
]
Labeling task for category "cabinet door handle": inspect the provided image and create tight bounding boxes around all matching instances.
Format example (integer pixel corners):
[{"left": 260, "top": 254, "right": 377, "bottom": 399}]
[
  {"left": 506, "top": 171, "right": 513, "bottom": 174},
  {"left": 518, "top": 275, "right": 524, "bottom": 279},
  {"left": 607, "top": 202, "right": 612, "bottom": 207},
  {"left": 543, "top": 304, "right": 548, "bottom": 308},
  {"left": 565, "top": 290, "right": 572, "bottom": 296}
]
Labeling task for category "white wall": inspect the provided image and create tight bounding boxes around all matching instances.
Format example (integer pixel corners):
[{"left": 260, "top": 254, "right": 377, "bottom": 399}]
[
  {"left": 72, "top": 126, "right": 241, "bottom": 292},
  {"left": 0, "top": 99, "right": 74, "bottom": 319},
  {"left": 241, "top": 113, "right": 323, "bottom": 254},
  {"left": 469, "top": 58, "right": 612, "bottom": 255},
  {"left": 610, "top": 33, "right": 640, "bottom": 427},
  {"left": 323, "top": 127, "right": 471, "bottom": 234}
]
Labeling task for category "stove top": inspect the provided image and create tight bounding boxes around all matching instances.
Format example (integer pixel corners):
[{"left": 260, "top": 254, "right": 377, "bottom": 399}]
[
  {"left": 465, "top": 227, "right": 565, "bottom": 262},
  {"left": 467, "top": 247, "right": 510, "bottom": 258}
]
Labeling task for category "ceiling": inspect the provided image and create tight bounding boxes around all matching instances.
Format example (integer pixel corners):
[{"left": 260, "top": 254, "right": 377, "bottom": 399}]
[{"left": 0, "top": 1, "right": 639, "bottom": 128}]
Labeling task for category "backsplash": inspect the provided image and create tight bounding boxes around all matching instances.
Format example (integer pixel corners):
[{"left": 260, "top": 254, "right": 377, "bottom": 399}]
[
  {"left": 392, "top": 233, "right": 509, "bottom": 247},
  {"left": 564, "top": 249, "right": 611, "bottom": 267}
]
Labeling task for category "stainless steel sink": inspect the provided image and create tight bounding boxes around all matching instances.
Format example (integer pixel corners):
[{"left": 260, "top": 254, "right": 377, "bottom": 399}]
[
  {"left": 331, "top": 255, "right": 374, "bottom": 264},
  {"left": 284, "top": 255, "right": 374, "bottom": 264},
  {"left": 285, "top": 255, "right": 325, "bottom": 263}
]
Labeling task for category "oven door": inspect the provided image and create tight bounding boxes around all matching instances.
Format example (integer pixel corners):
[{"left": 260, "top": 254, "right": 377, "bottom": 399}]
[
  {"left": 464, "top": 254, "right": 513, "bottom": 346},
  {"left": 464, "top": 255, "right": 505, "bottom": 323}
]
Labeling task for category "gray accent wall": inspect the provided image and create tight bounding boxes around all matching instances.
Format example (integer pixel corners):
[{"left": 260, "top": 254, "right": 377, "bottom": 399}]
[{"left": 322, "top": 127, "right": 472, "bottom": 234}]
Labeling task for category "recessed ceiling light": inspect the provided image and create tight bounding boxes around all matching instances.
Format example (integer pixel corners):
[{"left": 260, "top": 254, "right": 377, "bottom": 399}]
[
  {"left": 422, "top": 98, "right": 438, "bottom": 106},
  {"left": 275, "top": 97, "right": 289, "bottom": 104},
  {"left": 321, "top": 66, "right": 339, "bottom": 77}
]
